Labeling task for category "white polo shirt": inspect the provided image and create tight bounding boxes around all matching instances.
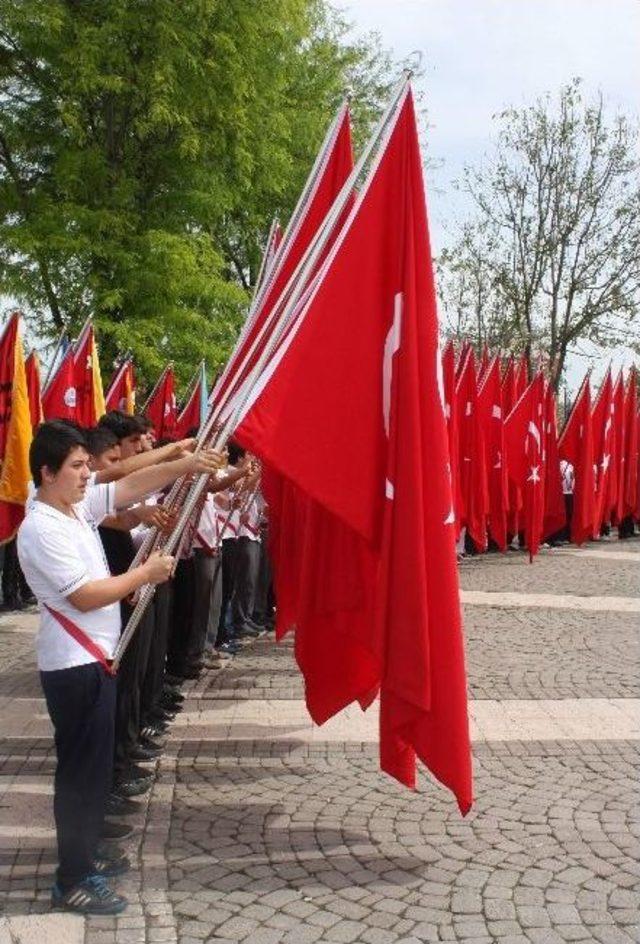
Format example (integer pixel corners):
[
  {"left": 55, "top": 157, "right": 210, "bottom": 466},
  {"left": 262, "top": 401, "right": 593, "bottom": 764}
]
[{"left": 17, "top": 483, "right": 121, "bottom": 671}]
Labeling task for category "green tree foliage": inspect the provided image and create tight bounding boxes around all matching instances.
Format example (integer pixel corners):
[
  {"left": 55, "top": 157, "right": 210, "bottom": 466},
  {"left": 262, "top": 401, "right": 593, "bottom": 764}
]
[
  {"left": 438, "top": 81, "right": 640, "bottom": 390},
  {"left": 0, "top": 0, "right": 393, "bottom": 392}
]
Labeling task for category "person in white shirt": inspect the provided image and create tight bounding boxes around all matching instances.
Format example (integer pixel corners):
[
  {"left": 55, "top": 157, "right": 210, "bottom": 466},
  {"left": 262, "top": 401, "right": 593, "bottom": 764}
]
[{"left": 17, "top": 420, "right": 221, "bottom": 915}]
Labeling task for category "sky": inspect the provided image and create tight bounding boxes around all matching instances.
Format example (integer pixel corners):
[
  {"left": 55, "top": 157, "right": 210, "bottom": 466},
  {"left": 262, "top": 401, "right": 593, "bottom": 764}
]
[{"left": 341, "top": 0, "right": 640, "bottom": 389}]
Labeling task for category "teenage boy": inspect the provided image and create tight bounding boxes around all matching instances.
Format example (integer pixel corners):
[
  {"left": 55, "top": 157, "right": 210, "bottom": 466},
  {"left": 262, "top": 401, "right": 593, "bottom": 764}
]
[{"left": 17, "top": 421, "right": 221, "bottom": 915}]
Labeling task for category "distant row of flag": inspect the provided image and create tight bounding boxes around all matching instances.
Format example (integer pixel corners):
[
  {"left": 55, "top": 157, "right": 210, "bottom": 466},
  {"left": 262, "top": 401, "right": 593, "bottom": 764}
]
[
  {"left": 443, "top": 341, "right": 639, "bottom": 560},
  {"left": 0, "top": 312, "right": 210, "bottom": 543}
]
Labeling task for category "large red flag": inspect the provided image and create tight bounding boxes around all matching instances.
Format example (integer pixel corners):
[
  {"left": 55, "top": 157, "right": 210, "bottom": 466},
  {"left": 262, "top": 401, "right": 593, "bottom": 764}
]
[
  {"left": 543, "top": 383, "right": 565, "bottom": 539},
  {"left": 42, "top": 346, "right": 77, "bottom": 421},
  {"left": 145, "top": 365, "right": 177, "bottom": 439},
  {"left": 25, "top": 351, "right": 44, "bottom": 430},
  {"left": 558, "top": 376, "right": 595, "bottom": 545},
  {"left": 591, "top": 369, "right": 614, "bottom": 536},
  {"left": 235, "top": 88, "right": 472, "bottom": 813},
  {"left": 442, "top": 340, "right": 462, "bottom": 535},
  {"left": 456, "top": 349, "right": 488, "bottom": 551},
  {"left": 478, "top": 357, "right": 508, "bottom": 550},
  {"left": 504, "top": 372, "right": 547, "bottom": 559}
]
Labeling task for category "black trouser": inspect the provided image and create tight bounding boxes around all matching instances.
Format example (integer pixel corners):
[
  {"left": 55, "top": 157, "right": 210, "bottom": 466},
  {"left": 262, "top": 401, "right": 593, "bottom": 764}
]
[
  {"left": 217, "top": 538, "right": 238, "bottom": 646},
  {"left": 41, "top": 662, "right": 116, "bottom": 892},
  {"left": 230, "top": 537, "right": 261, "bottom": 635},
  {"left": 186, "top": 550, "right": 218, "bottom": 665},
  {"left": 253, "top": 534, "right": 273, "bottom": 627},
  {"left": 1, "top": 537, "right": 32, "bottom": 606},
  {"left": 166, "top": 558, "right": 196, "bottom": 676},
  {"left": 141, "top": 582, "right": 173, "bottom": 719},
  {"left": 205, "top": 557, "right": 223, "bottom": 650},
  {"left": 132, "top": 606, "right": 155, "bottom": 730},
  {"left": 113, "top": 601, "right": 144, "bottom": 780},
  {"left": 618, "top": 514, "right": 636, "bottom": 539}
]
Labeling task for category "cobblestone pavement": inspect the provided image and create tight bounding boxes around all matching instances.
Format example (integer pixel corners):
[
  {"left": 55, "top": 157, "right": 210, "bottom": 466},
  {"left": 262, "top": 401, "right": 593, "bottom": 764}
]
[{"left": 1, "top": 539, "right": 639, "bottom": 943}]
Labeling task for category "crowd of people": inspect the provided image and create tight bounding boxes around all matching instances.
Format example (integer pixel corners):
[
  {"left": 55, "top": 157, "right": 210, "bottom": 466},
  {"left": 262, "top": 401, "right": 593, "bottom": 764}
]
[{"left": 11, "top": 413, "right": 274, "bottom": 915}]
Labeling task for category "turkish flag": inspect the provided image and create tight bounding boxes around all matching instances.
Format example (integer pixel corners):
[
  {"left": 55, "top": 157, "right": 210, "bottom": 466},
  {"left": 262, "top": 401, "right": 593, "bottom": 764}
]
[
  {"left": 442, "top": 340, "right": 462, "bottom": 535},
  {"left": 591, "top": 370, "right": 615, "bottom": 536},
  {"left": 608, "top": 371, "right": 624, "bottom": 524},
  {"left": 502, "top": 357, "right": 522, "bottom": 538},
  {"left": 456, "top": 349, "right": 488, "bottom": 551},
  {"left": 558, "top": 376, "right": 595, "bottom": 545},
  {"left": 504, "top": 372, "right": 547, "bottom": 559},
  {"left": 543, "top": 384, "right": 565, "bottom": 540},
  {"left": 42, "top": 346, "right": 77, "bottom": 421},
  {"left": 105, "top": 359, "right": 136, "bottom": 414},
  {"left": 619, "top": 368, "right": 638, "bottom": 520},
  {"left": 145, "top": 365, "right": 177, "bottom": 439},
  {"left": 478, "top": 357, "right": 508, "bottom": 550},
  {"left": 235, "top": 89, "right": 472, "bottom": 813},
  {"left": 74, "top": 325, "right": 105, "bottom": 426}
]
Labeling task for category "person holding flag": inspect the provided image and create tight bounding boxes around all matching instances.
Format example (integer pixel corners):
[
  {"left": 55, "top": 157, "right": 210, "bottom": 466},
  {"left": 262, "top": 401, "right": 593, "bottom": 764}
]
[{"left": 17, "top": 421, "right": 222, "bottom": 914}]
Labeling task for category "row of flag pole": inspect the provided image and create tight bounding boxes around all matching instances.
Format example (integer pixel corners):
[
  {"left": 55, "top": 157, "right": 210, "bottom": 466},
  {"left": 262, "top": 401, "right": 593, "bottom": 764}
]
[{"left": 1, "top": 74, "right": 638, "bottom": 812}]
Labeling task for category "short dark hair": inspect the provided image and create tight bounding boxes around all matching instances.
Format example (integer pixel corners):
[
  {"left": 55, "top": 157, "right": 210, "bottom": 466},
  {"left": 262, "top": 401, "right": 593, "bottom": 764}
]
[
  {"left": 30, "top": 421, "right": 88, "bottom": 487},
  {"left": 85, "top": 425, "right": 119, "bottom": 458},
  {"left": 227, "top": 439, "right": 245, "bottom": 466},
  {"left": 135, "top": 414, "right": 154, "bottom": 431},
  {"left": 98, "top": 410, "right": 144, "bottom": 441}
]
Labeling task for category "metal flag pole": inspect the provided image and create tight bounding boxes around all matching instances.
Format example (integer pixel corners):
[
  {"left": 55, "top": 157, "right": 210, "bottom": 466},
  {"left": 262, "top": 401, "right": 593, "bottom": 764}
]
[
  {"left": 112, "top": 73, "right": 412, "bottom": 670},
  {"left": 251, "top": 216, "right": 281, "bottom": 304}
]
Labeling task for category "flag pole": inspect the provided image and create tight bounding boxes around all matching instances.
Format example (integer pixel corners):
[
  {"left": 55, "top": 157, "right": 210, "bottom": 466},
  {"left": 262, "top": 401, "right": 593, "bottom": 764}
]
[
  {"left": 252, "top": 216, "right": 281, "bottom": 302},
  {"left": 111, "top": 72, "right": 413, "bottom": 670}
]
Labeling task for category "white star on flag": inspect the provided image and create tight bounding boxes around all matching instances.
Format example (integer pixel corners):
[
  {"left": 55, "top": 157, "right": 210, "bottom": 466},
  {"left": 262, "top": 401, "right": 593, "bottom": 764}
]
[{"left": 527, "top": 465, "right": 541, "bottom": 483}]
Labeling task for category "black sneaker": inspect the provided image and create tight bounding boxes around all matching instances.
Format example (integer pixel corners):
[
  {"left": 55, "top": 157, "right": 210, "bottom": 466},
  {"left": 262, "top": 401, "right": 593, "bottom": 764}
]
[
  {"left": 51, "top": 875, "right": 128, "bottom": 915},
  {"left": 125, "top": 763, "right": 154, "bottom": 781},
  {"left": 106, "top": 793, "right": 143, "bottom": 816},
  {"left": 139, "top": 735, "right": 165, "bottom": 751},
  {"left": 100, "top": 819, "right": 134, "bottom": 841},
  {"left": 140, "top": 723, "right": 167, "bottom": 739},
  {"left": 129, "top": 743, "right": 162, "bottom": 761},
  {"left": 92, "top": 853, "right": 130, "bottom": 878},
  {"left": 112, "top": 778, "right": 151, "bottom": 799},
  {"left": 96, "top": 841, "right": 125, "bottom": 861}
]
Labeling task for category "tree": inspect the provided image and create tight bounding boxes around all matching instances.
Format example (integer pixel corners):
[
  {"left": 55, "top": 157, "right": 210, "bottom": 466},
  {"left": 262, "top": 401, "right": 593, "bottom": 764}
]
[
  {"left": 438, "top": 81, "right": 640, "bottom": 389},
  {"left": 0, "top": 0, "right": 393, "bottom": 391}
]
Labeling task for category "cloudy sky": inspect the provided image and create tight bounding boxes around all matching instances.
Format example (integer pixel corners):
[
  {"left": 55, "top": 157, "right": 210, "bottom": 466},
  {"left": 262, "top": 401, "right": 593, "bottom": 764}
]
[{"left": 341, "top": 0, "right": 640, "bottom": 386}]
